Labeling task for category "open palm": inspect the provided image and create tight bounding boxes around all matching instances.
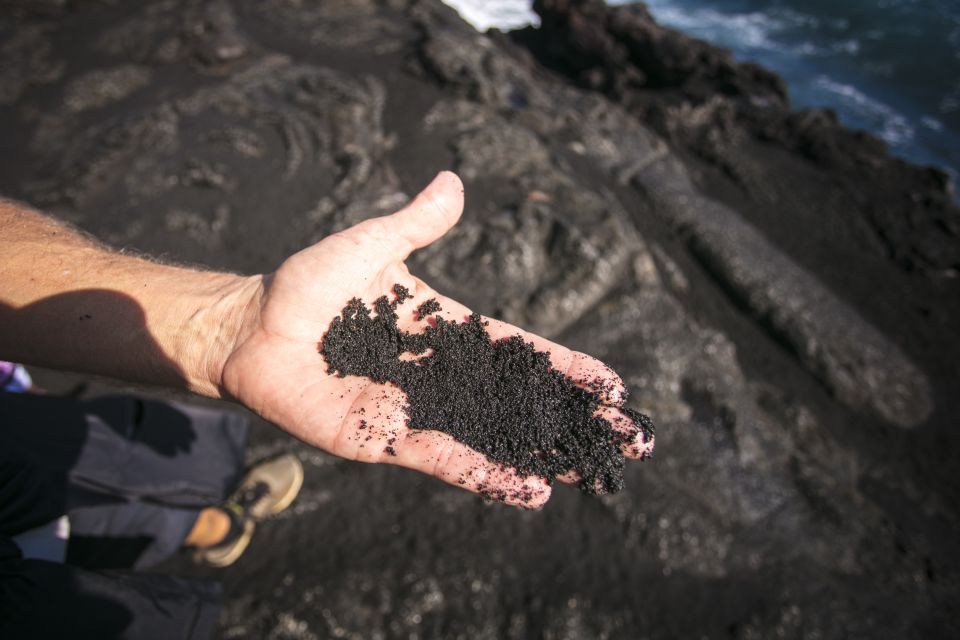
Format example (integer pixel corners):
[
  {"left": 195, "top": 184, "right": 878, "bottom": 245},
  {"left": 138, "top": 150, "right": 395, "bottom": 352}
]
[{"left": 220, "top": 172, "right": 653, "bottom": 508}]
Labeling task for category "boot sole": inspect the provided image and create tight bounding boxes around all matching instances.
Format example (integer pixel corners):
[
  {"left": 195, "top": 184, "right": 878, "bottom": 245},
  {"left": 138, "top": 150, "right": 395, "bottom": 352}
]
[
  {"left": 268, "top": 457, "right": 304, "bottom": 516},
  {"left": 194, "top": 519, "right": 254, "bottom": 568}
]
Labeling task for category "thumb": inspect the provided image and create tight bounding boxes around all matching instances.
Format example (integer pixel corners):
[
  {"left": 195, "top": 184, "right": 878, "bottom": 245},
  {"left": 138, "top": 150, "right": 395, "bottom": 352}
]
[{"left": 374, "top": 171, "right": 464, "bottom": 261}]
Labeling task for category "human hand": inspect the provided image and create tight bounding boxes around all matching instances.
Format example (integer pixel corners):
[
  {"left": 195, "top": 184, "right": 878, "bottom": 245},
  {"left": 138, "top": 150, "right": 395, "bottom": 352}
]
[{"left": 218, "top": 172, "right": 653, "bottom": 508}]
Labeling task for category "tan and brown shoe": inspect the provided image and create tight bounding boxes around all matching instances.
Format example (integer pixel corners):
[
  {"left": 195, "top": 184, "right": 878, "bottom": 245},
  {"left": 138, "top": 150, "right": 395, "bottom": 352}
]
[
  {"left": 226, "top": 453, "right": 305, "bottom": 521},
  {"left": 193, "top": 453, "right": 303, "bottom": 568}
]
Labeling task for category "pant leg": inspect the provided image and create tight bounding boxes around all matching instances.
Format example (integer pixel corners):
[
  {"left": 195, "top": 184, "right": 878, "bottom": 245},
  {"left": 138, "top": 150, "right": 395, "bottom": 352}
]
[
  {"left": 1, "top": 392, "right": 248, "bottom": 569},
  {"left": 1, "top": 536, "right": 221, "bottom": 640},
  {"left": 71, "top": 395, "right": 250, "bottom": 509},
  {"left": 0, "top": 393, "right": 88, "bottom": 535},
  {"left": 66, "top": 501, "right": 201, "bottom": 570},
  {"left": 67, "top": 396, "right": 249, "bottom": 569}
]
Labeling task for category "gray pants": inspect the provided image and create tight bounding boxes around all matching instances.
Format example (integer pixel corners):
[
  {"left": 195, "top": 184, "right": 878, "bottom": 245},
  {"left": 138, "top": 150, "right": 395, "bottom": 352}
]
[{"left": 0, "top": 392, "right": 248, "bottom": 639}]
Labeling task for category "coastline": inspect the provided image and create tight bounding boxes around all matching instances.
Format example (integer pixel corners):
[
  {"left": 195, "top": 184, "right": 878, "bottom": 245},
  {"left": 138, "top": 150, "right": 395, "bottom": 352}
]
[{"left": 443, "top": 0, "right": 960, "bottom": 192}]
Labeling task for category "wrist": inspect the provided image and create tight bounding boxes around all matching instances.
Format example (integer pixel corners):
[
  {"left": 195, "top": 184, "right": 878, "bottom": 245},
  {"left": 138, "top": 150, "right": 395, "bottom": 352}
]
[{"left": 177, "top": 273, "right": 264, "bottom": 399}]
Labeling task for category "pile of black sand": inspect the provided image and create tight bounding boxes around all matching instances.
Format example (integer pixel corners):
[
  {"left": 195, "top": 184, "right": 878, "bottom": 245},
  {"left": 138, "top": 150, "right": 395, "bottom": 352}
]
[{"left": 320, "top": 285, "right": 654, "bottom": 495}]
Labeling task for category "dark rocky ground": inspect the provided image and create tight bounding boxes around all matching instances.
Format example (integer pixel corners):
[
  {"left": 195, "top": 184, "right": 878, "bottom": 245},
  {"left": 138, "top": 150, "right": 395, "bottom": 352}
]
[{"left": 2, "top": 0, "right": 959, "bottom": 637}]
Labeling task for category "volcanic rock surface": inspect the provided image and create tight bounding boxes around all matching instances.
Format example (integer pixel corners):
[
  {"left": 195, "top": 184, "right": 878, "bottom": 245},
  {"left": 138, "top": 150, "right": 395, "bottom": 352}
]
[{"left": 1, "top": 0, "right": 958, "bottom": 638}]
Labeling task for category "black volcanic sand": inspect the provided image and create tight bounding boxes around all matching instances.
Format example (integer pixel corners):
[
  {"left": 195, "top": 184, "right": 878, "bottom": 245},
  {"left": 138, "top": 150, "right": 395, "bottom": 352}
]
[{"left": 320, "top": 285, "right": 653, "bottom": 494}]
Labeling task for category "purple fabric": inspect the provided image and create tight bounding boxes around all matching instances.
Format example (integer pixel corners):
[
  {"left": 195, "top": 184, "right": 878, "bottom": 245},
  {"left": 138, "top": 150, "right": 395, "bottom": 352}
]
[
  {"left": 0, "top": 361, "right": 14, "bottom": 387},
  {"left": 0, "top": 362, "right": 32, "bottom": 392}
]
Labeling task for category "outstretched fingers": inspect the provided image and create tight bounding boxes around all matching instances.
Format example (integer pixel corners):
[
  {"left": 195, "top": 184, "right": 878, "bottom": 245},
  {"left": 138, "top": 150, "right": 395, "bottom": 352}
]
[
  {"left": 598, "top": 405, "right": 655, "bottom": 460},
  {"left": 552, "top": 406, "right": 655, "bottom": 488},
  {"left": 409, "top": 295, "right": 650, "bottom": 460}
]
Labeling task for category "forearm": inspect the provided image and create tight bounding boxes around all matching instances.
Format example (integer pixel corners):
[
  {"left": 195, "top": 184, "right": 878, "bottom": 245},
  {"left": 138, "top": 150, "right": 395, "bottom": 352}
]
[{"left": 0, "top": 199, "right": 260, "bottom": 397}]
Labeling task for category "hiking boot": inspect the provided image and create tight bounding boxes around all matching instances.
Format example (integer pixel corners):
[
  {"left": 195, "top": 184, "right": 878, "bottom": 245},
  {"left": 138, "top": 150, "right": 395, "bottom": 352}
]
[
  {"left": 225, "top": 453, "right": 304, "bottom": 521},
  {"left": 192, "top": 454, "right": 303, "bottom": 567}
]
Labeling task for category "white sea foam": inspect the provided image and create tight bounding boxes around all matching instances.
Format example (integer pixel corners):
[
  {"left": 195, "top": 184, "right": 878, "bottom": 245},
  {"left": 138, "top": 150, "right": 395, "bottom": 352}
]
[
  {"left": 793, "top": 38, "right": 860, "bottom": 57},
  {"left": 627, "top": 1, "right": 849, "bottom": 59},
  {"left": 639, "top": 2, "right": 783, "bottom": 50},
  {"left": 442, "top": 1, "right": 858, "bottom": 60},
  {"left": 811, "top": 75, "right": 915, "bottom": 146},
  {"left": 440, "top": 0, "right": 538, "bottom": 31}
]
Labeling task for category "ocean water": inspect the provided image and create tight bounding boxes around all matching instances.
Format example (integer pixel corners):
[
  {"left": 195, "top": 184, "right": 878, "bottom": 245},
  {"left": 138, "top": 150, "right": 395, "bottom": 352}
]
[{"left": 441, "top": 0, "right": 960, "bottom": 186}]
